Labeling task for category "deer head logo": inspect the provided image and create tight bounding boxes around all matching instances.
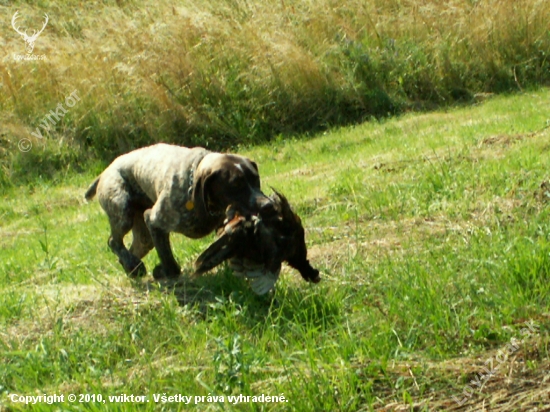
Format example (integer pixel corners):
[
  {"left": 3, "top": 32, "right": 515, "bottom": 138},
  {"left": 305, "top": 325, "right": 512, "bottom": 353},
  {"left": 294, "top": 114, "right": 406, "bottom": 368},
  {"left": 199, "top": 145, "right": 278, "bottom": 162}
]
[{"left": 11, "top": 11, "right": 49, "bottom": 54}]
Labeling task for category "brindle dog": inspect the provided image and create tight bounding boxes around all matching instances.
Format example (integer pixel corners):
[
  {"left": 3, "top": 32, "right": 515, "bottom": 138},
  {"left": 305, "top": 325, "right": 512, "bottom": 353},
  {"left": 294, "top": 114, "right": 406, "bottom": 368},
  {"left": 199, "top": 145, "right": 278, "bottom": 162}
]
[{"left": 85, "top": 144, "right": 318, "bottom": 283}]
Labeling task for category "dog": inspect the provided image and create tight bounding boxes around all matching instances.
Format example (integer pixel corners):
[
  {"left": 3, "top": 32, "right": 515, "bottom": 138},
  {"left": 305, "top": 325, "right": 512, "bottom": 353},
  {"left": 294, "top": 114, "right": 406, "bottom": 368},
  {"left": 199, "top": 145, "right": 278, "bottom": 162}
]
[{"left": 85, "top": 143, "right": 319, "bottom": 283}]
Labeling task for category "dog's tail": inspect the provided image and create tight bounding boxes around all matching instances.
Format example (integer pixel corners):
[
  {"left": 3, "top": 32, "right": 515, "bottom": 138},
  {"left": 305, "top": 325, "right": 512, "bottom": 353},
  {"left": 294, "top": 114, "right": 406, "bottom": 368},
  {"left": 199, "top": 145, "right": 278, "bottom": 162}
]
[{"left": 84, "top": 177, "right": 100, "bottom": 201}]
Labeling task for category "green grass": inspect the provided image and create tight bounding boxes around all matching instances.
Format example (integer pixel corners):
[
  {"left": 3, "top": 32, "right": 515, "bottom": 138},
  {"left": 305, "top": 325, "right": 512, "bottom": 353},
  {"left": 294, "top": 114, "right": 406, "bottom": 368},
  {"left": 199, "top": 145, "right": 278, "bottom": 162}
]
[{"left": 1, "top": 89, "right": 549, "bottom": 410}]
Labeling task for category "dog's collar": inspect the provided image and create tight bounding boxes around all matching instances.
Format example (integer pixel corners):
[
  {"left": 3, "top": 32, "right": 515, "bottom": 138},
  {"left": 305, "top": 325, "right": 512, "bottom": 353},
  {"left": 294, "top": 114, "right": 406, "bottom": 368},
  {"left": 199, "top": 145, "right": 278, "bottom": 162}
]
[
  {"left": 187, "top": 149, "right": 209, "bottom": 205},
  {"left": 187, "top": 166, "right": 196, "bottom": 207}
]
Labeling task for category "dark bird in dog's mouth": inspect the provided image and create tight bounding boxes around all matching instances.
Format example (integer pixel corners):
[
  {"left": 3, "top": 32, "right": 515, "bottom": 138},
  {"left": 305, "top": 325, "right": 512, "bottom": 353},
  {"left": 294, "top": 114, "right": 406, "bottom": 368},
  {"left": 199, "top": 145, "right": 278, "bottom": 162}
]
[{"left": 194, "top": 189, "right": 321, "bottom": 295}]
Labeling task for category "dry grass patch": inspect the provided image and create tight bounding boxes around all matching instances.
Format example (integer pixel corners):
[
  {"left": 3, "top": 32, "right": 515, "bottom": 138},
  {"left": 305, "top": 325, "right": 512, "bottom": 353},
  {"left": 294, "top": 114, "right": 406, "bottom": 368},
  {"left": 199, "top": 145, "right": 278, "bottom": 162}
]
[{"left": 376, "top": 336, "right": 550, "bottom": 411}]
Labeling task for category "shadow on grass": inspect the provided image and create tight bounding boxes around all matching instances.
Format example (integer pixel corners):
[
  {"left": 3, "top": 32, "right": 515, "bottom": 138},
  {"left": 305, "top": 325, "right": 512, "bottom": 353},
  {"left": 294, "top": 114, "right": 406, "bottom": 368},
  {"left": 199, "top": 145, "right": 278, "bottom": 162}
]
[
  {"left": 133, "top": 266, "right": 275, "bottom": 321},
  {"left": 132, "top": 265, "right": 340, "bottom": 332},
  {"left": 142, "top": 267, "right": 249, "bottom": 305}
]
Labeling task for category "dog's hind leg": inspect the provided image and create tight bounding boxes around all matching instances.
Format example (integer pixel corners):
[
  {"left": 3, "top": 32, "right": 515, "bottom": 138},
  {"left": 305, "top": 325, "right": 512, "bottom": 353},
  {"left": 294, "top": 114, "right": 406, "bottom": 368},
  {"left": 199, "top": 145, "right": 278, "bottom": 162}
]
[
  {"left": 99, "top": 177, "right": 147, "bottom": 278},
  {"left": 107, "top": 211, "right": 147, "bottom": 278},
  {"left": 129, "top": 212, "right": 154, "bottom": 259}
]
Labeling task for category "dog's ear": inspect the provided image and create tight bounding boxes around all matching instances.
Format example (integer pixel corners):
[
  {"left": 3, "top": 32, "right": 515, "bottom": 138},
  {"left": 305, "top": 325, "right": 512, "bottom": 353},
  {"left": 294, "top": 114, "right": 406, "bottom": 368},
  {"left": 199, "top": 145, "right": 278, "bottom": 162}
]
[{"left": 192, "top": 169, "right": 220, "bottom": 216}]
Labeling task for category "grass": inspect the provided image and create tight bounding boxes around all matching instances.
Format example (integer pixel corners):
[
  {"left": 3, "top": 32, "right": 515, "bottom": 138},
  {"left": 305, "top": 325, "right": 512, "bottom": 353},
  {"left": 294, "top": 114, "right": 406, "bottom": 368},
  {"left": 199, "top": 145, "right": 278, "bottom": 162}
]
[
  {"left": 1, "top": 89, "right": 550, "bottom": 410},
  {"left": 1, "top": 0, "right": 550, "bottom": 187}
]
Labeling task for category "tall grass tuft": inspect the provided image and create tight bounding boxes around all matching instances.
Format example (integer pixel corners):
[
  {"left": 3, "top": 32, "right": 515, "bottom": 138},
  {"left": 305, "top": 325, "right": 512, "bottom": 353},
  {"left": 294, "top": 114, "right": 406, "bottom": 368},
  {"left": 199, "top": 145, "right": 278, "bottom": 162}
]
[{"left": 1, "top": 0, "right": 549, "bottom": 186}]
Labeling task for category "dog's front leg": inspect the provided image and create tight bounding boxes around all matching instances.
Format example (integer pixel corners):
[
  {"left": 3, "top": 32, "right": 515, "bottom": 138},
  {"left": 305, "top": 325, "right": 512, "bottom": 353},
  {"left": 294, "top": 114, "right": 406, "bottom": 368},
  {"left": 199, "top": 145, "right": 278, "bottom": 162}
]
[{"left": 144, "top": 207, "right": 181, "bottom": 279}]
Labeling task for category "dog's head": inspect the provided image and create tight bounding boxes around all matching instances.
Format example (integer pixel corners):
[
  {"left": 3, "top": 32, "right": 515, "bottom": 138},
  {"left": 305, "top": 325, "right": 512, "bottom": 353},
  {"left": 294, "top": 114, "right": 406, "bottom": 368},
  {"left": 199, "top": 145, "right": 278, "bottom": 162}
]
[
  {"left": 264, "top": 189, "right": 320, "bottom": 283},
  {"left": 193, "top": 153, "right": 274, "bottom": 218}
]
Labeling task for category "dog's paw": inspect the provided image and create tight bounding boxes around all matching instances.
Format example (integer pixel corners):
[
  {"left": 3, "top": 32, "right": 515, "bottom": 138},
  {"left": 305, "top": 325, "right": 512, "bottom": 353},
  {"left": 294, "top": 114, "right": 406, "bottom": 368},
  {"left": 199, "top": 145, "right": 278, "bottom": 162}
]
[
  {"left": 152, "top": 264, "right": 181, "bottom": 280},
  {"left": 121, "top": 257, "right": 147, "bottom": 278},
  {"left": 128, "top": 261, "right": 147, "bottom": 278}
]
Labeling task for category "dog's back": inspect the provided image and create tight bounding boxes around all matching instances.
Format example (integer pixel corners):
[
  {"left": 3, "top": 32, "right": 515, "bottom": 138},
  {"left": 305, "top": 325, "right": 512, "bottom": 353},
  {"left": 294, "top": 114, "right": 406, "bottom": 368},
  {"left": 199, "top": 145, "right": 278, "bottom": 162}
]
[{"left": 85, "top": 144, "right": 209, "bottom": 203}]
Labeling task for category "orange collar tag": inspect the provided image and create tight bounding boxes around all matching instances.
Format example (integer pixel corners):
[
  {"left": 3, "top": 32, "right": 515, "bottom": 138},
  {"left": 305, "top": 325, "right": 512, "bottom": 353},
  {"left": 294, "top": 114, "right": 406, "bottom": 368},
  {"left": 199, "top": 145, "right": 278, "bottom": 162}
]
[{"left": 185, "top": 201, "right": 194, "bottom": 211}]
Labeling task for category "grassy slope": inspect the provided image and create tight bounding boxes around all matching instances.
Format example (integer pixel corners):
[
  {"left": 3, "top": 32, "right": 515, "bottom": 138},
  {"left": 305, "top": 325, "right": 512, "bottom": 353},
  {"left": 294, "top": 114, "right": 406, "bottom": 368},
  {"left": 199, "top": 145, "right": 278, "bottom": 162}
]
[{"left": 1, "top": 90, "right": 550, "bottom": 410}]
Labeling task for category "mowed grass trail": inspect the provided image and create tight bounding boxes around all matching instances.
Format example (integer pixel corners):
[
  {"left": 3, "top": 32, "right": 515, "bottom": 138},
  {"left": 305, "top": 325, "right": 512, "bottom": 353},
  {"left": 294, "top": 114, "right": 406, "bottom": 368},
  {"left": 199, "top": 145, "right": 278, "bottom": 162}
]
[{"left": 1, "top": 90, "right": 550, "bottom": 410}]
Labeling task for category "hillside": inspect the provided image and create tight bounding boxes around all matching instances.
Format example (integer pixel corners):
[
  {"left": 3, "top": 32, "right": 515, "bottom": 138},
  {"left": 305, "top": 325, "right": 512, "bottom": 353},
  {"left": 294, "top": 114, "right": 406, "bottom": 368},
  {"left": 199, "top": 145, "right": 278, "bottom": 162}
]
[{"left": 1, "top": 89, "right": 549, "bottom": 410}]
